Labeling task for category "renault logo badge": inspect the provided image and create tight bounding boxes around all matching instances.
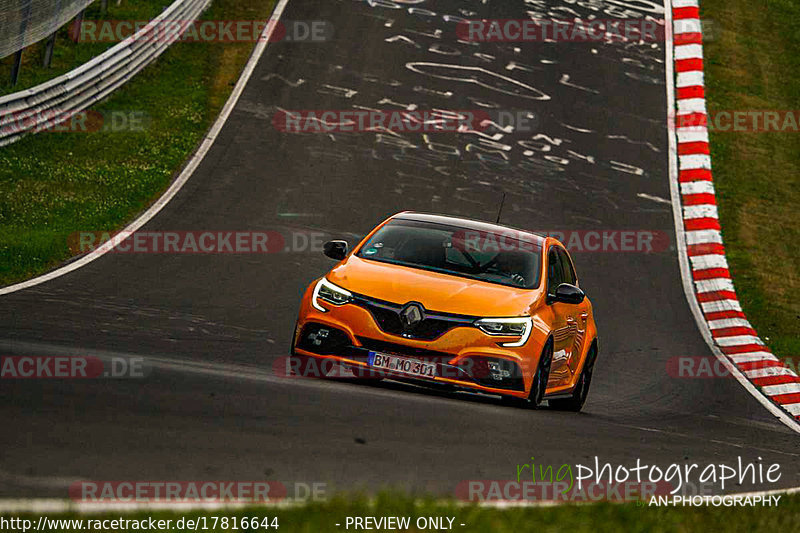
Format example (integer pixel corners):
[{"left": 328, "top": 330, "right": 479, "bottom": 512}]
[{"left": 400, "top": 303, "right": 424, "bottom": 329}]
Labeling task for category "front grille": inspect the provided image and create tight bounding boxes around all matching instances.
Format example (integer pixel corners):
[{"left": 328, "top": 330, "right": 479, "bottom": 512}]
[
  {"left": 356, "top": 337, "right": 455, "bottom": 363},
  {"left": 352, "top": 295, "right": 476, "bottom": 341},
  {"left": 363, "top": 304, "right": 403, "bottom": 333}
]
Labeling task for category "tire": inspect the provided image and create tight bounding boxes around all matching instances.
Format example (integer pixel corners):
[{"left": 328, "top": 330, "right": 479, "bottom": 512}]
[
  {"left": 549, "top": 344, "right": 597, "bottom": 412},
  {"left": 505, "top": 338, "right": 553, "bottom": 409},
  {"left": 289, "top": 320, "right": 299, "bottom": 354}
]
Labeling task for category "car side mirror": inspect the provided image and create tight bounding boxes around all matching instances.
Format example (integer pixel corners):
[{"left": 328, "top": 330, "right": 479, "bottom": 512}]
[
  {"left": 323, "top": 240, "right": 348, "bottom": 261},
  {"left": 549, "top": 283, "right": 585, "bottom": 305}
]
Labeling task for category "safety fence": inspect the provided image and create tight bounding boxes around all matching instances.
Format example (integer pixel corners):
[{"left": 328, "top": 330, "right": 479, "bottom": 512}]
[{"left": 0, "top": 0, "right": 210, "bottom": 147}]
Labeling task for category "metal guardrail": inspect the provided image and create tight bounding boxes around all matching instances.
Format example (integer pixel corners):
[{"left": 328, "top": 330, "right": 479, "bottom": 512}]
[{"left": 0, "top": 0, "right": 211, "bottom": 147}]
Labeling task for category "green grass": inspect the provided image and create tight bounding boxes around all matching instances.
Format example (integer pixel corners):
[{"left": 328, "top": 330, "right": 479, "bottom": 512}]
[
  {"left": 4, "top": 493, "right": 800, "bottom": 532},
  {"left": 701, "top": 0, "right": 800, "bottom": 364},
  {"left": 0, "top": 0, "right": 274, "bottom": 285}
]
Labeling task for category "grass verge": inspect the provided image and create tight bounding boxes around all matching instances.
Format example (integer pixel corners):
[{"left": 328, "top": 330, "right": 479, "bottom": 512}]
[
  {"left": 701, "top": 0, "right": 800, "bottom": 362},
  {"left": 0, "top": 0, "right": 274, "bottom": 285},
  {"left": 3, "top": 493, "right": 800, "bottom": 532}
]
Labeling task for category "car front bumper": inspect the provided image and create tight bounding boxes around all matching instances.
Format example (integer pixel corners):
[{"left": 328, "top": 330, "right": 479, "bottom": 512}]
[{"left": 293, "top": 292, "right": 540, "bottom": 398}]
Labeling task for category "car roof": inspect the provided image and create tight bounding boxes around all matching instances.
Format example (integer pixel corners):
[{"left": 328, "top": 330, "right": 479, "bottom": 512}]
[{"left": 391, "top": 212, "right": 546, "bottom": 245}]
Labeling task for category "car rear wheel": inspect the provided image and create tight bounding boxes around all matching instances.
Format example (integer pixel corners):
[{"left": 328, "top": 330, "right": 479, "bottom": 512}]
[{"left": 549, "top": 344, "right": 597, "bottom": 412}]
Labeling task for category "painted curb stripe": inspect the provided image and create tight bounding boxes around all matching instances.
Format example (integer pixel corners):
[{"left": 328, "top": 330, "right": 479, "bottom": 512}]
[
  {"left": 746, "top": 366, "right": 795, "bottom": 378},
  {"left": 674, "top": 6, "right": 701, "bottom": 19},
  {"left": 684, "top": 218, "right": 721, "bottom": 231},
  {"left": 753, "top": 375, "right": 800, "bottom": 388},
  {"left": 739, "top": 360, "right": 787, "bottom": 371},
  {"left": 668, "top": 1, "right": 800, "bottom": 423},
  {"left": 679, "top": 168, "right": 713, "bottom": 181},
  {"left": 711, "top": 327, "right": 759, "bottom": 338},
  {"left": 678, "top": 141, "right": 710, "bottom": 154},
  {"left": 677, "top": 85, "right": 705, "bottom": 99}
]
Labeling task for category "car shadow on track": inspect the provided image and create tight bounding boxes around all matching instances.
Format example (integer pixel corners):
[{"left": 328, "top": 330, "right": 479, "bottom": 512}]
[{"left": 317, "top": 373, "right": 588, "bottom": 414}]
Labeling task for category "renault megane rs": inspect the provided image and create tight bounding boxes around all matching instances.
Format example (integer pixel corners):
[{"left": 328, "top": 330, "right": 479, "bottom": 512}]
[{"left": 291, "top": 212, "right": 598, "bottom": 410}]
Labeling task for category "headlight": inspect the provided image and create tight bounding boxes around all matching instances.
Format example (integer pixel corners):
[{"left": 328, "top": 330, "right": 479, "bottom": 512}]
[
  {"left": 312, "top": 278, "right": 352, "bottom": 312},
  {"left": 474, "top": 317, "right": 532, "bottom": 347}
]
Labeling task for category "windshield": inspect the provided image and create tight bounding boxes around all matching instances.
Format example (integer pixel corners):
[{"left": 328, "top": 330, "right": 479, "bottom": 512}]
[{"left": 356, "top": 219, "right": 542, "bottom": 289}]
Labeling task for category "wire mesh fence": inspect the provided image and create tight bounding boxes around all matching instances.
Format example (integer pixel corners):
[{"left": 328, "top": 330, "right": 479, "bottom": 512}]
[{"left": 0, "top": 0, "right": 95, "bottom": 59}]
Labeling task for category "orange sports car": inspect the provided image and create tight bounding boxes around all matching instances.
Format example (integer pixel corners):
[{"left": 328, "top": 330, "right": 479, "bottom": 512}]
[{"left": 291, "top": 212, "right": 599, "bottom": 410}]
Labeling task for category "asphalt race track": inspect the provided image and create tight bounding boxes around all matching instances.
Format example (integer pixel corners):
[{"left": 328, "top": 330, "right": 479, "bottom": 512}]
[{"left": 1, "top": 0, "right": 798, "bottom": 498}]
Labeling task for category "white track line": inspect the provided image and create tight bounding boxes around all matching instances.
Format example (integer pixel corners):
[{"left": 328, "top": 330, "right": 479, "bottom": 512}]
[{"left": 0, "top": 0, "right": 292, "bottom": 297}]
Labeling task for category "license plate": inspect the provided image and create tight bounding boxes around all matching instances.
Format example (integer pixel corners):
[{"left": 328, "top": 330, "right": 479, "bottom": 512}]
[{"left": 368, "top": 351, "right": 436, "bottom": 379}]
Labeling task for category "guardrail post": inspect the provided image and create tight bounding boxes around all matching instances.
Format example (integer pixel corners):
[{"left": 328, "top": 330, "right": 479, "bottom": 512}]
[
  {"left": 10, "top": 50, "right": 23, "bottom": 86},
  {"left": 71, "top": 8, "right": 86, "bottom": 43},
  {"left": 43, "top": 32, "right": 57, "bottom": 68},
  {"left": 11, "top": 0, "right": 33, "bottom": 86}
]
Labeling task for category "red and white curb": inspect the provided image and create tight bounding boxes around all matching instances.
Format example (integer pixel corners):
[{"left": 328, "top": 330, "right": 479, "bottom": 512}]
[{"left": 668, "top": 0, "right": 800, "bottom": 426}]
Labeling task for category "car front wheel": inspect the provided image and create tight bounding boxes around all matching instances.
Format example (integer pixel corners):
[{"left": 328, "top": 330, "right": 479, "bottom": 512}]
[
  {"left": 549, "top": 344, "right": 597, "bottom": 412},
  {"left": 505, "top": 338, "right": 553, "bottom": 409}
]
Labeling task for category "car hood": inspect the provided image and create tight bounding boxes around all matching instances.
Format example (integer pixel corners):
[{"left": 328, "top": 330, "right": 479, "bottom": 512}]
[{"left": 327, "top": 256, "right": 541, "bottom": 317}]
